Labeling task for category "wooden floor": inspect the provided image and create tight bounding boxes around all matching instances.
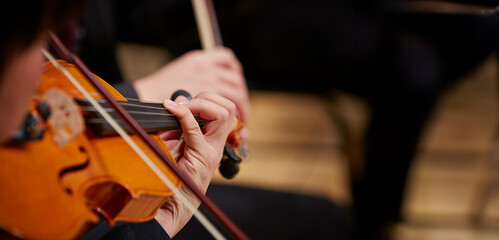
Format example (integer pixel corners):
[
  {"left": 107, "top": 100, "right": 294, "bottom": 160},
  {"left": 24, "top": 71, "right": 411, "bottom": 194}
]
[{"left": 118, "top": 44, "right": 499, "bottom": 239}]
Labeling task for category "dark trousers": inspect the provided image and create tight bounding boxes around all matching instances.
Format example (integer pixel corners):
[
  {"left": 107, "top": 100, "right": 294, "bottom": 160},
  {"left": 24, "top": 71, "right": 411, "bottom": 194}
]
[{"left": 176, "top": 184, "right": 351, "bottom": 240}]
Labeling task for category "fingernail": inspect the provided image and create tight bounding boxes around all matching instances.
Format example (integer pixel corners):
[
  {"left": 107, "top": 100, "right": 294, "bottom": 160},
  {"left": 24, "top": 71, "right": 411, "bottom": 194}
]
[
  {"left": 164, "top": 99, "right": 178, "bottom": 109},
  {"left": 178, "top": 101, "right": 189, "bottom": 105}
]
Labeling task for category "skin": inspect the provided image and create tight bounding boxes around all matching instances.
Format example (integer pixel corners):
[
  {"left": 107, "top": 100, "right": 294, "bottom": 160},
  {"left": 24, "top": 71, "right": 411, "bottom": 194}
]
[
  {"left": 133, "top": 47, "right": 250, "bottom": 141},
  {"left": 0, "top": 39, "right": 45, "bottom": 143},
  {"left": 156, "top": 94, "right": 237, "bottom": 236},
  {"left": 0, "top": 37, "right": 237, "bottom": 238}
]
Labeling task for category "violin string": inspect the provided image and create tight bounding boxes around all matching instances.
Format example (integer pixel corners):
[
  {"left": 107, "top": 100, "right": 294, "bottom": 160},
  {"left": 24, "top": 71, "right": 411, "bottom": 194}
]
[
  {"left": 123, "top": 97, "right": 157, "bottom": 103},
  {"left": 79, "top": 99, "right": 186, "bottom": 118},
  {"left": 83, "top": 98, "right": 170, "bottom": 111},
  {"left": 59, "top": 105, "right": 177, "bottom": 118},
  {"left": 81, "top": 107, "right": 177, "bottom": 117},
  {"left": 85, "top": 118, "right": 180, "bottom": 123},
  {"left": 42, "top": 49, "right": 226, "bottom": 240},
  {"left": 123, "top": 96, "right": 153, "bottom": 102},
  {"left": 39, "top": 105, "right": 180, "bottom": 120},
  {"left": 66, "top": 89, "right": 103, "bottom": 98},
  {"left": 121, "top": 101, "right": 169, "bottom": 110},
  {"left": 80, "top": 101, "right": 206, "bottom": 126}
]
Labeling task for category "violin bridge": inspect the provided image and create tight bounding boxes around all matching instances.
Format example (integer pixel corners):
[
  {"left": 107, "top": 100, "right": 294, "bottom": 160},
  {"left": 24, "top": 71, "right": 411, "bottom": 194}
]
[{"left": 41, "top": 88, "right": 85, "bottom": 148}]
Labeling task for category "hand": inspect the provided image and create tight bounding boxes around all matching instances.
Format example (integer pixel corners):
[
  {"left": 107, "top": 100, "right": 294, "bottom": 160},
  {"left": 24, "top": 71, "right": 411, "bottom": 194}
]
[
  {"left": 153, "top": 92, "right": 237, "bottom": 237},
  {"left": 133, "top": 47, "right": 250, "bottom": 124}
]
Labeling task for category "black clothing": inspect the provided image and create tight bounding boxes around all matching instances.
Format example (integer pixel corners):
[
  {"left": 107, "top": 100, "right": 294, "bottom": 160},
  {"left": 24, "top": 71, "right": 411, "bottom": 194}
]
[
  {"left": 77, "top": 1, "right": 499, "bottom": 239},
  {"left": 176, "top": 184, "right": 351, "bottom": 240},
  {"left": 83, "top": 219, "right": 170, "bottom": 240},
  {"left": 80, "top": 183, "right": 351, "bottom": 240}
]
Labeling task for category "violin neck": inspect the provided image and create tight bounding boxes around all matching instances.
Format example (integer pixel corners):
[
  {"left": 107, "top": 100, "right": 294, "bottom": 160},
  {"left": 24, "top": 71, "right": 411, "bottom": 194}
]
[{"left": 76, "top": 99, "right": 206, "bottom": 137}]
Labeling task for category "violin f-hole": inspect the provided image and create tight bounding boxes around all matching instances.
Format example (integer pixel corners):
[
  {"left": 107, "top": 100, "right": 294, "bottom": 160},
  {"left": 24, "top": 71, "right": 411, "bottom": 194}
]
[
  {"left": 58, "top": 146, "right": 90, "bottom": 195},
  {"left": 84, "top": 181, "right": 132, "bottom": 224}
]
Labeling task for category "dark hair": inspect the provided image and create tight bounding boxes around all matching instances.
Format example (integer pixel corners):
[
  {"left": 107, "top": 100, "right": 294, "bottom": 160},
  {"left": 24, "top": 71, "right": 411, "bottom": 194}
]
[{"left": 0, "top": 0, "right": 88, "bottom": 76}]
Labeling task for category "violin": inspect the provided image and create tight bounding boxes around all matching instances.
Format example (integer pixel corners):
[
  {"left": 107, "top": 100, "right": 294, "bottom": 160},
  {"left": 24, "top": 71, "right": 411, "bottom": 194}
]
[
  {"left": 0, "top": 59, "right": 182, "bottom": 239},
  {"left": 0, "top": 31, "right": 248, "bottom": 240}
]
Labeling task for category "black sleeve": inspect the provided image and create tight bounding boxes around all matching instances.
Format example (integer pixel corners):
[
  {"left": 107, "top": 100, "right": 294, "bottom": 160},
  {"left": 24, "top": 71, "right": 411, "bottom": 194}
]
[
  {"left": 175, "top": 184, "right": 352, "bottom": 240},
  {"left": 112, "top": 82, "right": 139, "bottom": 99},
  {"left": 82, "top": 219, "right": 171, "bottom": 240}
]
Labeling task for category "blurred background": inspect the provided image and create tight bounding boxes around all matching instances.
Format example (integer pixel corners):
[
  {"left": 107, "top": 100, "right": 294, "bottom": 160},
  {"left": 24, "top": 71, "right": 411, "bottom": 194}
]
[
  {"left": 117, "top": 39, "right": 499, "bottom": 240},
  {"left": 78, "top": 0, "right": 499, "bottom": 239}
]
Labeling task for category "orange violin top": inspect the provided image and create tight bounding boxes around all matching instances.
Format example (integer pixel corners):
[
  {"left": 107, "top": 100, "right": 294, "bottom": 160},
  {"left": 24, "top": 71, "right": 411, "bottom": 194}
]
[{"left": 0, "top": 60, "right": 181, "bottom": 240}]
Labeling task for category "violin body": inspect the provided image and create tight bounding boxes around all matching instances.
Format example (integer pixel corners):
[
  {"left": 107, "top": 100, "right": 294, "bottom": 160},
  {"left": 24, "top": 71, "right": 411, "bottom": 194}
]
[{"left": 0, "top": 61, "right": 180, "bottom": 239}]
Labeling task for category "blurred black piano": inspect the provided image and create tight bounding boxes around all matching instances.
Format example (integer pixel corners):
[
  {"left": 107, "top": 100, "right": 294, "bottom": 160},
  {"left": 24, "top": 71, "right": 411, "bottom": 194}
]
[
  {"left": 396, "top": 0, "right": 499, "bottom": 15},
  {"left": 394, "top": 0, "right": 499, "bottom": 226}
]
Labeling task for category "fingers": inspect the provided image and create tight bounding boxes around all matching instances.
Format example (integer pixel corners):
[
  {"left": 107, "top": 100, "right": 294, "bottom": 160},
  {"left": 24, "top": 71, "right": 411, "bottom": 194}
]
[
  {"left": 148, "top": 48, "right": 248, "bottom": 125},
  {"left": 205, "top": 79, "right": 250, "bottom": 122},
  {"left": 174, "top": 49, "right": 248, "bottom": 120},
  {"left": 208, "top": 48, "right": 247, "bottom": 121},
  {"left": 158, "top": 129, "right": 183, "bottom": 142},
  {"left": 184, "top": 93, "right": 236, "bottom": 141},
  {"left": 195, "top": 63, "right": 248, "bottom": 122},
  {"left": 214, "top": 64, "right": 246, "bottom": 87},
  {"left": 209, "top": 47, "right": 243, "bottom": 73},
  {"left": 181, "top": 47, "right": 242, "bottom": 74},
  {"left": 173, "top": 92, "right": 235, "bottom": 123},
  {"left": 172, "top": 93, "right": 238, "bottom": 134},
  {"left": 164, "top": 92, "right": 236, "bottom": 148},
  {"left": 163, "top": 99, "right": 206, "bottom": 148},
  {"left": 193, "top": 92, "right": 236, "bottom": 120}
]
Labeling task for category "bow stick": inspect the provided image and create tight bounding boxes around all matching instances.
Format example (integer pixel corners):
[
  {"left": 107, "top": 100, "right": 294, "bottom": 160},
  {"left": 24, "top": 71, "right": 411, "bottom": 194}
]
[
  {"left": 47, "top": 31, "right": 249, "bottom": 240},
  {"left": 192, "top": 0, "right": 223, "bottom": 49}
]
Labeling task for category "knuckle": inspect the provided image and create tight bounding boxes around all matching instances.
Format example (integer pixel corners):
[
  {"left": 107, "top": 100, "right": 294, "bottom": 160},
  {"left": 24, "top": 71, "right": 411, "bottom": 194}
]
[
  {"left": 193, "top": 60, "right": 209, "bottom": 73},
  {"left": 185, "top": 51, "right": 208, "bottom": 68},
  {"left": 184, "top": 121, "right": 200, "bottom": 134},
  {"left": 176, "top": 105, "right": 189, "bottom": 116},
  {"left": 219, "top": 107, "right": 232, "bottom": 122},
  {"left": 221, "top": 47, "right": 235, "bottom": 56},
  {"left": 226, "top": 101, "right": 237, "bottom": 115},
  {"left": 196, "top": 91, "right": 210, "bottom": 99},
  {"left": 185, "top": 50, "right": 202, "bottom": 58}
]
